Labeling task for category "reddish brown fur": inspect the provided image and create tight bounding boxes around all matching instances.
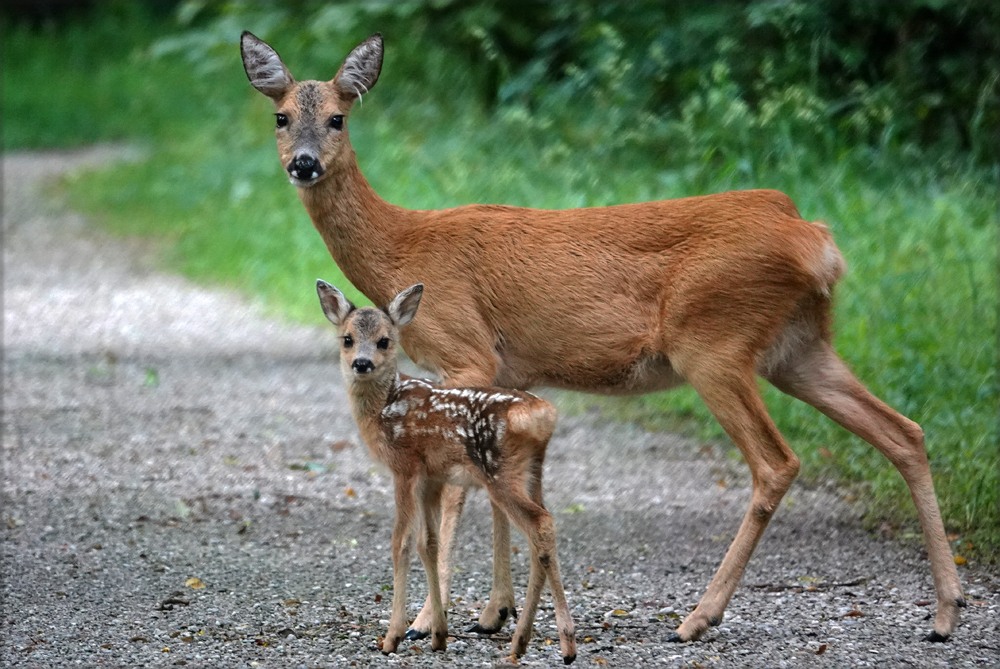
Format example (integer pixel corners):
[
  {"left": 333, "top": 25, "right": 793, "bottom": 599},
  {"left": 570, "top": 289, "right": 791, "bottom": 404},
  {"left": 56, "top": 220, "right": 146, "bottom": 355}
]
[{"left": 244, "top": 32, "right": 964, "bottom": 645}]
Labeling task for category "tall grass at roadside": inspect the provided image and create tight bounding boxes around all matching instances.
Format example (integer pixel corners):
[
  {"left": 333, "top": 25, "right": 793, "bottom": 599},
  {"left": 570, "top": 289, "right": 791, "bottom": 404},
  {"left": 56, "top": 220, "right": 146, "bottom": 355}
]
[{"left": 11, "top": 14, "right": 996, "bottom": 551}]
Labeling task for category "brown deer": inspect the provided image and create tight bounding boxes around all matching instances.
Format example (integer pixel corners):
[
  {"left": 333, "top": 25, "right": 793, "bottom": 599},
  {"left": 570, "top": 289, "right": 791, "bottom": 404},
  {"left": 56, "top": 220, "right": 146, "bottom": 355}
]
[
  {"left": 241, "top": 31, "right": 965, "bottom": 644},
  {"left": 316, "top": 279, "right": 576, "bottom": 662}
]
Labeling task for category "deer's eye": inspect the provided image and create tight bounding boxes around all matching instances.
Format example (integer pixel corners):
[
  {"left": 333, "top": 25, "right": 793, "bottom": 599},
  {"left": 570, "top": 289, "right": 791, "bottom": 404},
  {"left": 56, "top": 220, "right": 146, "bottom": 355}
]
[
  {"left": 343, "top": 335, "right": 353, "bottom": 348},
  {"left": 329, "top": 115, "right": 343, "bottom": 130},
  {"left": 275, "top": 113, "right": 289, "bottom": 128},
  {"left": 376, "top": 336, "right": 390, "bottom": 350}
]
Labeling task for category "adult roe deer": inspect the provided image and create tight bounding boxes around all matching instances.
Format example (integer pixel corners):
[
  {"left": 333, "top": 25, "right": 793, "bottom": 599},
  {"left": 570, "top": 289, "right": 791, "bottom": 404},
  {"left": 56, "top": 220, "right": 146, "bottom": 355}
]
[
  {"left": 241, "top": 31, "right": 965, "bottom": 644},
  {"left": 316, "top": 279, "right": 576, "bottom": 662}
]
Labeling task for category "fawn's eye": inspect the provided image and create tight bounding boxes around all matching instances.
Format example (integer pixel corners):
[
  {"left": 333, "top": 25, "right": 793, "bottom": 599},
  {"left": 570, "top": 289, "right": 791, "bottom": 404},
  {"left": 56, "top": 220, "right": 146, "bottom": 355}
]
[
  {"left": 343, "top": 335, "right": 353, "bottom": 348},
  {"left": 329, "top": 115, "right": 343, "bottom": 130},
  {"left": 275, "top": 113, "right": 288, "bottom": 128},
  {"left": 376, "top": 336, "right": 390, "bottom": 350}
]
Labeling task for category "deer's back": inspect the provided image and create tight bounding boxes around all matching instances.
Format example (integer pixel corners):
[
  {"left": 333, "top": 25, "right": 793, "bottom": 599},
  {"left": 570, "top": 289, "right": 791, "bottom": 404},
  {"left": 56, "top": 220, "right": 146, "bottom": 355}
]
[{"left": 389, "top": 189, "right": 842, "bottom": 392}]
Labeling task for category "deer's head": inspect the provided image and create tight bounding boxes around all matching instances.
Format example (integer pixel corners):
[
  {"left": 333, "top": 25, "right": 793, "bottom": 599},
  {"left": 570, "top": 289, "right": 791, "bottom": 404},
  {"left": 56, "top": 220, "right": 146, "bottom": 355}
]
[
  {"left": 316, "top": 280, "right": 422, "bottom": 386},
  {"left": 241, "top": 32, "right": 383, "bottom": 188}
]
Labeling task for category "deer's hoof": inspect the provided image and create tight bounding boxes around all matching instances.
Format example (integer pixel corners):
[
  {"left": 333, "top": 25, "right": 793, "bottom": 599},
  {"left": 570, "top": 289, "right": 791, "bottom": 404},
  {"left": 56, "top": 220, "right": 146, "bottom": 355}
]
[
  {"left": 563, "top": 652, "right": 577, "bottom": 664},
  {"left": 404, "top": 628, "right": 429, "bottom": 641},
  {"left": 924, "top": 630, "right": 950, "bottom": 643},
  {"left": 466, "top": 605, "right": 512, "bottom": 635},
  {"left": 666, "top": 633, "right": 684, "bottom": 643}
]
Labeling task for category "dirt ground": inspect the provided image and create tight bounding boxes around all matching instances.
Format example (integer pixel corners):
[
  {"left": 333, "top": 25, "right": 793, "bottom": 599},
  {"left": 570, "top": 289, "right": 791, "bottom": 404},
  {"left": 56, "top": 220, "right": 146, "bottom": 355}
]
[{"left": 3, "top": 147, "right": 998, "bottom": 668}]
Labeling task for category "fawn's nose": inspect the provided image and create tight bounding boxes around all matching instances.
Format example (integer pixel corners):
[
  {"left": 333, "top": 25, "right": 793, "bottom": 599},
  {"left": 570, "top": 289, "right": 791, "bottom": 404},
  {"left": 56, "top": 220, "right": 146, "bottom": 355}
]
[
  {"left": 288, "top": 154, "right": 323, "bottom": 181},
  {"left": 352, "top": 358, "right": 375, "bottom": 375}
]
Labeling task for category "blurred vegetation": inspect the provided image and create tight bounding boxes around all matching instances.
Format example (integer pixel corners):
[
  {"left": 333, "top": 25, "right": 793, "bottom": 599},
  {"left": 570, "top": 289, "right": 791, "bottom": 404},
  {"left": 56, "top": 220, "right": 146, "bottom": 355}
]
[{"left": 4, "top": 1, "right": 998, "bottom": 552}]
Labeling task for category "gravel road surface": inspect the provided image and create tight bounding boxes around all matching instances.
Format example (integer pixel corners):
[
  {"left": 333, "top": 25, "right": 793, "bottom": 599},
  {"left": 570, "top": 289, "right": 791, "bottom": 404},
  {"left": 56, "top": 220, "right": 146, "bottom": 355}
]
[{"left": 3, "top": 147, "right": 998, "bottom": 668}]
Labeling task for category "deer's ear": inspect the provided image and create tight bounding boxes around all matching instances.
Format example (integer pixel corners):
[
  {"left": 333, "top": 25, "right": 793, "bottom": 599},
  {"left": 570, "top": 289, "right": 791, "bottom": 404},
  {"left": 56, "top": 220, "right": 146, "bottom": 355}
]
[
  {"left": 333, "top": 33, "right": 383, "bottom": 104},
  {"left": 386, "top": 284, "right": 423, "bottom": 327},
  {"left": 241, "top": 31, "right": 294, "bottom": 99},
  {"left": 316, "top": 280, "right": 354, "bottom": 326}
]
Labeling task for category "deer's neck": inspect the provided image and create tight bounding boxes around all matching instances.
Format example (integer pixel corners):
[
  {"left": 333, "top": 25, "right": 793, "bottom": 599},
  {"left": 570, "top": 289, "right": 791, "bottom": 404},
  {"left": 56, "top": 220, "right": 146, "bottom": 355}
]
[{"left": 299, "top": 154, "right": 409, "bottom": 305}]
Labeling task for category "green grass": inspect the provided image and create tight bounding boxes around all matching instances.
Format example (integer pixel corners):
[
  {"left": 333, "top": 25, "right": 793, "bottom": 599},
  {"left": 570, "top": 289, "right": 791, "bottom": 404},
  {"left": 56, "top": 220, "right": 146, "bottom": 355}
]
[{"left": 9, "top": 13, "right": 997, "bottom": 554}]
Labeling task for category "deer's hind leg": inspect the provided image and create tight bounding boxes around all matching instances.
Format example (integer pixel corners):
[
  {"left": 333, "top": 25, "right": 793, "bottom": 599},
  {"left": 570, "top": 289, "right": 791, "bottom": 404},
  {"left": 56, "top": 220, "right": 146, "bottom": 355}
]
[
  {"left": 765, "top": 339, "right": 964, "bottom": 640},
  {"left": 669, "top": 353, "right": 801, "bottom": 643}
]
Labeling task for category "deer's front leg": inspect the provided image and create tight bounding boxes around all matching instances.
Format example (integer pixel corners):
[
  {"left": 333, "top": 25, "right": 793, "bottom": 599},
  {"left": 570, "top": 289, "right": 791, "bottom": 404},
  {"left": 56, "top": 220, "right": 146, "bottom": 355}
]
[
  {"left": 384, "top": 477, "right": 416, "bottom": 655},
  {"left": 467, "top": 502, "right": 515, "bottom": 634}
]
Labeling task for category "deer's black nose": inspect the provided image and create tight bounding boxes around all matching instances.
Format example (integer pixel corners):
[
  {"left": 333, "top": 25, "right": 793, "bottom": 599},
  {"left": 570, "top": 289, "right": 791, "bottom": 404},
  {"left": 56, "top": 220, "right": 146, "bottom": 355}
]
[
  {"left": 288, "top": 154, "right": 323, "bottom": 181},
  {"left": 352, "top": 358, "right": 375, "bottom": 374}
]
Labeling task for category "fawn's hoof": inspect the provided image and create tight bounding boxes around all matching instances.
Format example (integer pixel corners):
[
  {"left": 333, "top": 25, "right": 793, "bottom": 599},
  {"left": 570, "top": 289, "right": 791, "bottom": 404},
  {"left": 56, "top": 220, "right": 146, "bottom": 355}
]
[
  {"left": 563, "top": 653, "right": 576, "bottom": 664},
  {"left": 404, "top": 628, "right": 429, "bottom": 641},
  {"left": 666, "top": 633, "right": 683, "bottom": 643},
  {"left": 924, "top": 630, "right": 950, "bottom": 642}
]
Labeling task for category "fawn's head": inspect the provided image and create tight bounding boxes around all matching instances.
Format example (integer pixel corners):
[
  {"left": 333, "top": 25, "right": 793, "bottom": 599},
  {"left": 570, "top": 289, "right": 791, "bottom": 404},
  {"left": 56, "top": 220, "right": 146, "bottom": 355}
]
[
  {"left": 241, "top": 32, "right": 383, "bottom": 188},
  {"left": 316, "top": 280, "right": 423, "bottom": 386}
]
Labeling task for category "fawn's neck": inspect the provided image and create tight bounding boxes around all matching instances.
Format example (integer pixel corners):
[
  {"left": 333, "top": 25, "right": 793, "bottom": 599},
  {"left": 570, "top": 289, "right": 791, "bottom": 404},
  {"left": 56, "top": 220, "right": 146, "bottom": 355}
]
[
  {"left": 299, "top": 152, "right": 411, "bottom": 305},
  {"left": 346, "top": 371, "right": 400, "bottom": 454}
]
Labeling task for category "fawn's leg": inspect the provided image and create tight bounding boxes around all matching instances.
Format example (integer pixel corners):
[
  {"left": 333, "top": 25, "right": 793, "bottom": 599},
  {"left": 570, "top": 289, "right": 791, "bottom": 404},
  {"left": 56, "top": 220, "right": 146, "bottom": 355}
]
[
  {"left": 766, "top": 340, "right": 964, "bottom": 640},
  {"left": 467, "top": 501, "right": 515, "bottom": 634},
  {"left": 407, "top": 484, "right": 466, "bottom": 639},
  {"left": 384, "top": 476, "right": 417, "bottom": 654},
  {"left": 409, "top": 363, "right": 502, "bottom": 639},
  {"left": 494, "top": 482, "right": 576, "bottom": 664},
  {"left": 415, "top": 480, "right": 449, "bottom": 651},
  {"left": 527, "top": 460, "right": 576, "bottom": 663}
]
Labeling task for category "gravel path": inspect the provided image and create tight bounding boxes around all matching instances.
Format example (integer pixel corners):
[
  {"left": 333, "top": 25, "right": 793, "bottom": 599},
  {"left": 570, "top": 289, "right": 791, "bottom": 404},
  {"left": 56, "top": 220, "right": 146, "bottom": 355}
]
[{"left": 3, "top": 147, "right": 998, "bottom": 668}]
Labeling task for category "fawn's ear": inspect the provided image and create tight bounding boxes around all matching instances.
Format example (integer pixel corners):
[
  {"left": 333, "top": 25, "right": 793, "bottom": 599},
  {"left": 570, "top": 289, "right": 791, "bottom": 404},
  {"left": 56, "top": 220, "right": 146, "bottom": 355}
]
[
  {"left": 316, "top": 280, "right": 355, "bottom": 326},
  {"left": 333, "top": 33, "right": 383, "bottom": 104},
  {"left": 241, "top": 31, "right": 294, "bottom": 99},
  {"left": 386, "top": 284, "right": 423, "bottom": 327}
]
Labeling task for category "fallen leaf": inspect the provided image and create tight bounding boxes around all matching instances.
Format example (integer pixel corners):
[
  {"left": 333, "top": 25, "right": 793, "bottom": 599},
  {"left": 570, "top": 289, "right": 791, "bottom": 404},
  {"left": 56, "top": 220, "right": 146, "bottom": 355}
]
[
  {"left": 100, "top": 644, "right": 111, "bottom": 649},
  {"left": 594, "top": 659, "right": 608, "bottom": 666},
  {"left": 914, "top": 599, "right": 932, "bottom": 606},
  {"left": 223, "top": 457, "right": 240, "bottom": 466},
  {"left": 563, "top": 503, "right": 586, "bottom": 514},
  {"left": 130, "top": 637, "right": 148, "bottom": 643},
  {"left": 816, "top": 643, "right": 828, "bottom": 655},
  {"left": 512, "top": 545, "right": 520, "bottom": 555},
  {"left": 330, "top": 440, "right": 353, "bottom": 452},
  {"left": 716, "top": 478, "right": 726, "bottom": 489},
  {"left": 345, "top": 487, "right": 357, "bottom": 498},
  {"left": 954, "top": 556, "right": 967, "bottom": 565},
  {"left": 161, "top": 647, "right": 170, "bottom": 652},
  {"left": 843, "top": 609, "right": 864, "bottom": 618},
  {"left": 947, "top": 534, "right": 959, "bottom": 541},
  {"left": 185, "top": 577, "right": 205, "bottom": 590},
  {"left": 374, "top": 594, "right": 382, "bottom": 603},
  {"left": 584, "top": 636, "right": 595, "bottom": 643},
  {"left": 411, "top": 645, "right": 423, "bottom": 655},
  {"left": 283, "top": 599, "right": 300, "bottom": 607},
  {"left": 610, "top": 609, "right": 629, "bottom": 617},
  {"left": 544, "top": 638, "right": 553, "bottom": 645},
  {"left": 817, "top": 447, "right": 833, "bottom": 459}
]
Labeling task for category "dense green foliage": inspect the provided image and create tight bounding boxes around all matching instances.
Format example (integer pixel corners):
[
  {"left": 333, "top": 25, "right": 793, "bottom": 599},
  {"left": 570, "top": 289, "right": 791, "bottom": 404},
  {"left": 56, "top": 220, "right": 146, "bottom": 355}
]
[{"left": 4, "top": 2, "right": 997, "bottom": 552}]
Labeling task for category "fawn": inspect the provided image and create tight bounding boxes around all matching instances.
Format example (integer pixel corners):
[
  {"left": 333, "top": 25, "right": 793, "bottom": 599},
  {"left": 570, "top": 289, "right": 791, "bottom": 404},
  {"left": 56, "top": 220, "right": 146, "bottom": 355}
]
[{"left": 316, "top": 279, "right": 576, "bottom": 663}]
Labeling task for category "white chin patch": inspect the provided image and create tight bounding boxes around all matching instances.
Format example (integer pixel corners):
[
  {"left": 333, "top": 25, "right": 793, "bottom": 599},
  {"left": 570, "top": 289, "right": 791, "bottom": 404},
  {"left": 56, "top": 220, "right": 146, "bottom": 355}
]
[{"left": 288, "top": 173, "right": 319, "bottom": 187}]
